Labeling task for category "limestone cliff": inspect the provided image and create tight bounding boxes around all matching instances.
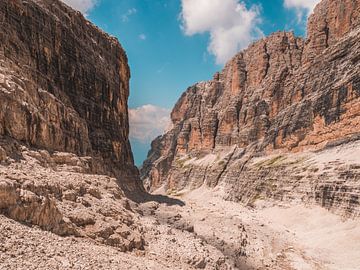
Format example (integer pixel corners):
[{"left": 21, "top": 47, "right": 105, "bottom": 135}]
[
  {"left": 0, "top": 0, "right": 139, "bottom": 188},
  {"left": 0, "top": 0, "right": 145, "bottom": 251},
  {"left": 142, "top": 0, "right": 360, "bottom": 217}
]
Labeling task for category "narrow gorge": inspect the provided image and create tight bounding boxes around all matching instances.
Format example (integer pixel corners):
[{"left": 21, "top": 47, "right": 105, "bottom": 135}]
[{"left": 1, "top": 0, "right": 360, "bottom": 269}]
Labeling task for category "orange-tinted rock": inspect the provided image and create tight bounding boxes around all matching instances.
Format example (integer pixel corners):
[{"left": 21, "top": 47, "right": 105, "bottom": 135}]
[
  {"left": 304, "top": 0, "right": 360, "bottom": 64},
  {"left": 142, "top": 0, "right": 360, "bottom": 217}
]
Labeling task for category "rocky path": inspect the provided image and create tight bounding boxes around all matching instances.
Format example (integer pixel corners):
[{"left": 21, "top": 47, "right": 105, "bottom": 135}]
[
  {"left": 0, "top": 215, "right": 165, "bottom": 270},
  {"left": 145, "top": 187, "right": 360, "bottom": 270},
  {"left": 1, "top": 184, "right": 360, "bottom": 270}
]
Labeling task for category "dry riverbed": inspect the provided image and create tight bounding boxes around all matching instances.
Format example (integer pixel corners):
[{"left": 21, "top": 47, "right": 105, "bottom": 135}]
[
  {"left": 146, "top": 186, "right": 360, "bottom": 270},
  {"left": 1, "top": 186, "right": 360, "bottom": 270}
]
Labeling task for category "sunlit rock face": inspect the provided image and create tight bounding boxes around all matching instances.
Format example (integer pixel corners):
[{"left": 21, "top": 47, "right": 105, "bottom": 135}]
[
  {"left": 0, "top": 0, "right": 139, "bottom": 186},
  {"left": 142, "top": 0, "right": 360, "bottom": 217}
]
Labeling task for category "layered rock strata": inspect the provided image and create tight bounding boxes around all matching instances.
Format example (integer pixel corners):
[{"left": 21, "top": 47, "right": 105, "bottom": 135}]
[
  {"left": 142, "top": 0, "right": 360, "bottom": 217},
  {"left": 0, "top": 0, "right": 139, "bottom": 188},
  {"left": 0, "top": 139, "right": 144, "bottom": 251},
  {"left": 0, "top": 0, "right": 144, "bottom": 251}
]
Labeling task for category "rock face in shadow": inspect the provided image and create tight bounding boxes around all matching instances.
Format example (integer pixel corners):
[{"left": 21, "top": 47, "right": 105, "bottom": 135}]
[
  {"left": 141, "top": 0, "right": 360, "bottom": 216},
  {"left": 0, "top": 0, "right": 145, "bottom": 251},
  {"left": 0, "top": 0, "right": 139, "bottom": 187}
]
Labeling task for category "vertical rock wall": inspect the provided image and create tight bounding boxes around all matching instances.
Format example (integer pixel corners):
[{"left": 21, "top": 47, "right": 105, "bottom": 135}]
[
  {"left": 0, "top": 0, "right": 139, "bottom": 185},
  {"left": 141, "top": 0, "right": 360, "bottom": 216}
]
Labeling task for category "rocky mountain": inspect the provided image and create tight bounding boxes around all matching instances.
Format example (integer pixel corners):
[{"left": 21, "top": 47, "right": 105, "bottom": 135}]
[
  {"left": 2, "top": 0, "right": 360, "bottom": 269},
  {"left": 0, "top": 0, "right": 139, "bottom": 189},
  {"left": 0, "top": 0, "right": 147, "bottom": 253},
  {"left": 0, "top": 1, "right": 267, "bottom": 269},
  {"left": 142, "top": 0, "right": 360, "bottom": 217}
]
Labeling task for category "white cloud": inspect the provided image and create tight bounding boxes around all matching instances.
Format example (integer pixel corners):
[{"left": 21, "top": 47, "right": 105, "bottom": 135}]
[
  {"left": 129, "top": 105, "right": 171, "bottom": 143},
  {"left": 284, "top": 0, "right": 319, "bottom": 10},
  {"left": 284, "top": 0, "right": 320, "bottom": 22},
  {"left": 61, "top": 0, "right": 98, "bottom": 15},
  {"left": 122, "top": 8, "right": 137, "bottom": 22},
  {"left": 139, "top": 33, "right": 147, "bottom": 40},
  {"left": 180, "top": 0, "right": 263, "bottom": 65}
]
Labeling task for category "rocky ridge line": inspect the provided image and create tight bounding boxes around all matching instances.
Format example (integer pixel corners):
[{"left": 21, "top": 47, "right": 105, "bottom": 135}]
[{"left": 141, "top": 0, "right": 360, "bottom": 217}]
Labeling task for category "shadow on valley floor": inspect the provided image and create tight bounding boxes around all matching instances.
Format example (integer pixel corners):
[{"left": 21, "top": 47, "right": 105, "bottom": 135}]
[{"left": 124, "top": 189, "right": 185, "bottom": 207}]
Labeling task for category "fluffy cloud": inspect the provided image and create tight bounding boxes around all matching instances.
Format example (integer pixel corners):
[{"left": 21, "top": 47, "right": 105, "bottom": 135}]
[
  {"left": 61, "top": 0, "right": 98, "bottom": 15},
  {"left": 180, "top": 0, "right": 262, "bottom": 65},
  {"left": 129, "top": 105, "right": 171, "bottom": 143},
  {"left": 284, "top": 0, "right": 320, "bottom": 21},
  {"left": 121, "top": 8, "right": 137, "bottom": 22}
]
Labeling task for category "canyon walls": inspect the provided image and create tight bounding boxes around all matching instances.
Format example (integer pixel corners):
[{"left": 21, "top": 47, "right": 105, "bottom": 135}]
[
  {"left": 0, "top": 0, "right": 139, "bottom": 187},
  {"left": 0, "top": 0, "right": 147, "bottom": 251},
  {"left": 142, "top": 0, "right": 360, "bottom": 217}
]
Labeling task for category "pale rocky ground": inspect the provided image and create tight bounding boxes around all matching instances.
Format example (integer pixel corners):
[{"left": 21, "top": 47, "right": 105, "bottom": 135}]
[
  {"left": 167, "top": 188, "right": 360, "bottom": 270},
  {"left": 2, "top": 184, "right": 359, "bottom": 270},
  {"left": 0, "top": 141, "right": 231, "bottom": 269},
  {"left": 0, "top": 140, "right": 360, "bottom": 270},
  {"left": 145, "top": 141, "right": 360, "bottom": 269},
  {"left": 1, "top": 144, "right": 360, "bottom": 270},
  {"left": 1, "top": 140, "right": 360, "bottom": 270},
  {"left": 0, "top": 215, "right": 163, "bottom": 270}
]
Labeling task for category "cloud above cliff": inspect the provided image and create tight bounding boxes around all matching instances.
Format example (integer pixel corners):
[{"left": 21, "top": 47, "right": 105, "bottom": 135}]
[
  {"left": 121, "top": 8, "right": 137, "bottom": 22},
  {"left": 61, "top": 0, "right": 98, "bottom": 15},
  {"left": 284, "top": 0, "right": 320, "bottom": 22},
  {"left": 180, "top": 0, "right": 262, "bottom": 65},
  {"left": 129, "top": 105, "right": 171, "bottom": 143}
]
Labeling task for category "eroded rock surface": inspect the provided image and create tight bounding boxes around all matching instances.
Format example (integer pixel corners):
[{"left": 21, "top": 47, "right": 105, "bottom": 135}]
[
  {"left": 0, "top": 1, "right": 263, "bottom": 269},
  {"left": 0, "top": 0, "right": 144, "bottom": 262},
  {"left": 0, "top": 0, "right": 139, "bottom": 187},
  {"left": 142, "top": 0, "right": 360, "bottom": 217},
  {"left": 0, "top": 140, "right": 145, "bottom": 251}
]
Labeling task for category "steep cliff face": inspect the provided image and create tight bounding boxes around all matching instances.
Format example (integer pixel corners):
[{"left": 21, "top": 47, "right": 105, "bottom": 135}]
[
  {"left": 0, "top": 0, "right": 138, "bottom": 186},
  {"left": 142, "top": 0, "right": 360, "bottom": 217},
  {"left": 0, "top": 0, "right": 147, "bottom": 254}
]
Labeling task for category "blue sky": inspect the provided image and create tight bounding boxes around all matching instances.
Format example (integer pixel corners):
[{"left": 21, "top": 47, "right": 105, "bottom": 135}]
[{"left": 62, "top": 0, "right": 320, "bottom": 165}]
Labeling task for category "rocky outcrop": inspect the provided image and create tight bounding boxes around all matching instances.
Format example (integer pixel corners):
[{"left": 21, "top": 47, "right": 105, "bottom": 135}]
[
  {"left": 0, "top": 0, "right": 139, "bottom": 188},
  {"left": 142, "top": 0, "right": 360, "bottom": 217},
  {"left": 0, "top": 0, "right": 144, "bottom": 252},
  {"left": 0, "top": 140, "right": 145, "bottom": 251},
  {"left": 304, "top": 0, "right": 360, "bottom": 63}
]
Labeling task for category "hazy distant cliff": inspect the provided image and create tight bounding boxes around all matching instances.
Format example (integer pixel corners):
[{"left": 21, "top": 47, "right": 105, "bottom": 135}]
[{"left": 142, "top": 0, "right": 360, "bottom": 217}]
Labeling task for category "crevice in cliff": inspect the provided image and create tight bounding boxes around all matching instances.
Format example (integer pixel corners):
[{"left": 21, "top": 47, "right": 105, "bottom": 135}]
[
  {"left": 298, "top": 38, "right": 305, "bottom": 66},
  {"left": 185, "top": 167, "right": 194, "bottom": 187},
  {"left": 198, "top": 98, "right": 204, "bottom": 145},
  {"left": 212, "top": 115, "right": 219, "bottom": 149},
  {"left": 263, "top": 43, "right": 271, "bottom": 79},
  {"left": 324, "top": 20, "right": 330, "bottom": 48},
  {"left": 235, "top": 100, "right": 242, "bottom": 135}
]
